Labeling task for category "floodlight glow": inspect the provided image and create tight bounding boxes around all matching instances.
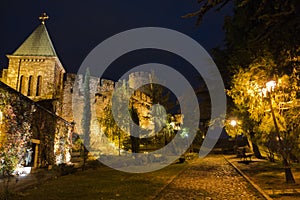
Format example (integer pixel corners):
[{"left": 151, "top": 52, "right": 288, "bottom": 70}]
[{"left": 14, "top": 166, "right": 31, "bottom": 176}]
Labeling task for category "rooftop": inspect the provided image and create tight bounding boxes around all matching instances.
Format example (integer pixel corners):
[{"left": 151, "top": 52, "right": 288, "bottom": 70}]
[{"left": 13, "top": 14, "right": 57, "bottom": 57}]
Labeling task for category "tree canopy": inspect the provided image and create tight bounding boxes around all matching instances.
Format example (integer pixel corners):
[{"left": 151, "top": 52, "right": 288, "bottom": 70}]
[{"left": 188, "top": 0, "right": 300, "bottom": 183}]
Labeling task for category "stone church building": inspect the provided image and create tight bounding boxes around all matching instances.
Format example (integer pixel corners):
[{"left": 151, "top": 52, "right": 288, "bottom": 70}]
[
  {"left": 0, "top": 13, "right": 170, "bottom": 172},
  {"left": 0, "top": 13, "right": 73, "bottom": 171},
  {"left": 1, "top": 13, "right": 65, "bottom": 115},
  {"left": 0, "top": 12, "right": 192, "bottom": 174}
]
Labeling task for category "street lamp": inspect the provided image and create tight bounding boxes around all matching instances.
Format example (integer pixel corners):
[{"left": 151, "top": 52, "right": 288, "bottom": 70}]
[
  {"left": 263, "top": 81, "right": 281, "bottom": 141},
  {"left": 262, "top": 80, "right": 295, "bottom": 183},
  {"left": 263, "top": 80, "right": 289, "bottom": 159},
  {"left": 230, "top": 119, "right": 238, "bottom": 152},
  {"left": 230, "top": 119, "right": 237, "bottom": 127},
  {"left": 266, "top": 80, "right": 276, "bottom": 92}
]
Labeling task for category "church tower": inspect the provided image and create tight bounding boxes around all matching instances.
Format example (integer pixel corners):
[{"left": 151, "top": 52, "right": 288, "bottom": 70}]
[{"left": 1, "top": 13, "right": 65, "bottom": 105}]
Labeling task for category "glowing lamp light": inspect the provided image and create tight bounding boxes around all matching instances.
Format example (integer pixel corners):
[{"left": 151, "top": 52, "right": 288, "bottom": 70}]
[
  {"left": 266, "top": 80, "right": 276, "bottom": 92},
  {"left": 230, "top": 120, "right": 237, "bottom": 127}
]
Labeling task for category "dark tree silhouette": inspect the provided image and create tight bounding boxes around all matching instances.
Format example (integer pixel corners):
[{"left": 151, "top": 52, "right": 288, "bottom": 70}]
[
  {"left": 130, "top": 105, "right": 140, "bottom": 153},
  {"left": 81, "top": 67, "right": 91, "bottom": 170}
]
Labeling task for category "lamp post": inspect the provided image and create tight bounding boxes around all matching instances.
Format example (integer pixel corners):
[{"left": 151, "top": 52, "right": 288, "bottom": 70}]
[
  {"left": 263, "top": 80, "right": 295, "bottom": 183},
  {"left": 263, "top": 81, "right": 284, "bottom": 146},
  {"left": 230, "top": 119, "right": 238, "bottom": 153},
  {"left": 265, "top": 81, "right": 282, "bottom": 143}
]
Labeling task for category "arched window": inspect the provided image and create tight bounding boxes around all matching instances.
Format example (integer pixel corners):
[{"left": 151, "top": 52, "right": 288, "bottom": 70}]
[
  {"left": 27, "top": 75, "right": 33, "bottom": 96},
  {"left": 36, "top": 75, "right": 42, "bottom": 96},
  {"left": 19, "top": 75, "right": 25, "bottom": 94}
]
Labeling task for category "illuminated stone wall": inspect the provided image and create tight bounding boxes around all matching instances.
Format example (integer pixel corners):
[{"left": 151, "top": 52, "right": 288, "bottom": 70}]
[
  {"left": 0, "top": 81, "right": 72, "bottom": 169},
  {"left": 61, "top": 73, "right": 154, "bottom": 133},
  {"left": 1, "top": 55, "right": 65, "bottom": 118}
]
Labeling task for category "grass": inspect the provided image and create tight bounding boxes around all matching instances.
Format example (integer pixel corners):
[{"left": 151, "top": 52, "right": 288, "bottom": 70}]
[
  {"left": 226, "top": 154, "right": 300, "bottom": 199},
  {"left": 12, "top": 160, "right": 187, "bottom": 200}
]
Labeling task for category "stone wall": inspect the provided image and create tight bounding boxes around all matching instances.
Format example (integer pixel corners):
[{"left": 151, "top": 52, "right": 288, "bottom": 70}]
[
  {"left": 62, "top": 72, "right": 154, "bottom": 133},
  {"left": 3, "top": 55, "right": 65, "bottom": 104},
  {"left": 0, "top": 81, "right": 72, "bottom": 169},
  {"left": 60, "top": 71, "right": 187, "bottom": 155}
]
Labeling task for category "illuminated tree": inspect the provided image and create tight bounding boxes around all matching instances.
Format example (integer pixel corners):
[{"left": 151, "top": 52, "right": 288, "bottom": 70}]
[
  {"left": 228, "top": 58, "right": 299, "bottom": 183},
  {"left": 99, "top": 80, "right": 131, "bottom": 154},
  {"left": 225, "top": 107, "right": 263, "bottom": 158},
  {"left": 146, "top": 73, "right": 177, "bottom": 149},
  {"left": 185, "top": 0, "right": 300, "bottom": 184},
  {"left": 100, "top": 102, "right": 128, "bottom": 155}
]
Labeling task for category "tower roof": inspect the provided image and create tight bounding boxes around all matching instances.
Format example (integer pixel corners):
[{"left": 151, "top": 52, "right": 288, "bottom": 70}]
[{"left": 13, "top": 23, "right": 57, "bottom": 57}]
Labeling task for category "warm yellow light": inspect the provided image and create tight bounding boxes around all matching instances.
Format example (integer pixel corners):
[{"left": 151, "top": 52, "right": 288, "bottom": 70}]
[
  {"left": 266, "top": 80, "right": 276, "bottom": 92},
  {"left": 170, "top": 122, "right": 175, "bottom": 128},
  {"left": 14, "top": 166, "right": 32, "bottom": 176},
  {"left": 230, "top": 120, "right": 237, "bottom": 127}
]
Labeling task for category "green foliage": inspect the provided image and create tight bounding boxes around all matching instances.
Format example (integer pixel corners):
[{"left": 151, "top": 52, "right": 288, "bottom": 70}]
[
  {"left": 0, "top": 152, "right": 18, "bottom": 177},
  {"left": 98, "top": 80, "right": 131, "bottom": 153},
  {"left": 227, "top": 58, "right": 274, "bottom": 120},
  {"left": 191, "top": 0, "right": 300, "bottom": 183},
  {"left": 228, "top": 61, "right": 300, "bottom": 164},
  {"left": 98, "top": 74, "right": 178, "bottom": 153},
  {"left": 100, "top": 105, "right": 128, "bottom": 146},
  {"left": 0, "top": 88, "right": 33, "bottom": 176}
]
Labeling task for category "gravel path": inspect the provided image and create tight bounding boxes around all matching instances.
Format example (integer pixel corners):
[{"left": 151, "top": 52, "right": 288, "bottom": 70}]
[{"left": 155, "top": 155, "right": 265, "bottom": 200}]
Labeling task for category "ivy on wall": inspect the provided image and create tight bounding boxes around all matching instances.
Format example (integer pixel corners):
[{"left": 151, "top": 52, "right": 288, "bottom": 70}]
[
  {"left": 0, "top": 82, "right": 73, "bottom": 175},
  {"left": 0, "top": 87, "right": 33, "bottom": 176}
]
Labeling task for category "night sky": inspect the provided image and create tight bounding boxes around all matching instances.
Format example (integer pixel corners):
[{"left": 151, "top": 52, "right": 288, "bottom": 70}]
[{"left": 0, "top": 0, "right": 232, "bottom": 83}]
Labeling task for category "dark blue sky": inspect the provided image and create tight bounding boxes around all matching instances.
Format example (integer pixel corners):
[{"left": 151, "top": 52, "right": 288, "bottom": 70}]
[{"left": 0, "top": 0, "right": 232, "bottom": 81}]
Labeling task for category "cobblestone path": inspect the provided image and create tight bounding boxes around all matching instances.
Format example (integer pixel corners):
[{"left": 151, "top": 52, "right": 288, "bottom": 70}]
[{"left": 155, "top": 155, "right": 265, "bottom": 200}]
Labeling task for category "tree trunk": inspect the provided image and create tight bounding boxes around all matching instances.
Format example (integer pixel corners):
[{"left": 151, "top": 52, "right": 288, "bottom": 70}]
[
  {"left": 267, "top": 95, "right": 295, "bottom": 183},
  {"left": 249, "top": 132, "right": 263, "bottom": 159},
  {"left": 252, "top": 142, "right": 263, "bottom": 159},
  {"left": 130, "top": 136, "right": 140, "bottom": 153},
  {"left": 283, "top": 158, "right": 295, "bottom": 184},
  {"left": 81, "top": 144, "right": 87, "bottom": 171},
  {"left": 285, "top": 167, "right": 295, "bottom": 184},
  {"left": 130, "top": 106, "right": 140, "bottom": 153}
]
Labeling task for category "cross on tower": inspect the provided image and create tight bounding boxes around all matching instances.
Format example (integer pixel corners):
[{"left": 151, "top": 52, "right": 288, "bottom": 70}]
[{"left": 39, "top": 13, "right": 49, "bottom": 24}]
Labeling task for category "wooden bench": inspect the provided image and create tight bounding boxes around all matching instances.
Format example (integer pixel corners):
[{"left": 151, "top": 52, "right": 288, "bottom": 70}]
[
  {"left": 237, "top": 147, "right": 254, "bottom": 161},
  {"left": 242, "top": 152, "right": 254, "bottom": 161}
]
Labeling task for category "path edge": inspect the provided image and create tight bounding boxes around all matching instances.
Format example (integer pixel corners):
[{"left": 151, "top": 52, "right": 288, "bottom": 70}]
[{"left": 224, "top": 156, "right": 273, "bottom": 200}]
